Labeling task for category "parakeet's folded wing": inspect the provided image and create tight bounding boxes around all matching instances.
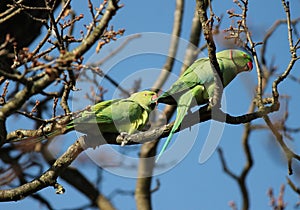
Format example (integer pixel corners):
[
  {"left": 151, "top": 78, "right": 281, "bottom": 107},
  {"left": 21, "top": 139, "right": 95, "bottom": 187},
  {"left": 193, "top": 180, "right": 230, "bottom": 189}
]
[
  {"left": 72, "top": 99, "right": 120, "bottom": 134},
  {"left": 75, "top": 99, "right": 149, "bottom": 135},
  {"left": 91, "top": 99, "right": 120, "bottom": 112},
  {"left": 157, "top": 58, "right": 212, "bottom": 104},
  {"left": 76, "top": 99, "right": 121, "bottom": 124},
  {"left": 95, "top": 99, "right": 147, "bottom": 134}
]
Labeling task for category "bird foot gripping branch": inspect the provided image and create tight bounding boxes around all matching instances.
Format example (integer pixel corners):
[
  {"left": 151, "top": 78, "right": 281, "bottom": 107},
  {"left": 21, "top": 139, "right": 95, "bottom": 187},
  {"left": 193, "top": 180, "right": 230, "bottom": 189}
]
[{"left": 117, "top": 132, "right": 130, "bottom": 146}]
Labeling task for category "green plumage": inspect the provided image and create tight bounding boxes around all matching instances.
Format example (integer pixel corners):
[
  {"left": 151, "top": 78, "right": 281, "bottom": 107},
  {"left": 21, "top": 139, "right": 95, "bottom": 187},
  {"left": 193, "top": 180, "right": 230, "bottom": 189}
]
[
  {"left": 156, "top": 49, "right": 253, "bottom": 162},
  {"left": 73, "top": 90, "right": 157, "bottom": 135},
  {"left": 16, "top": 90, "right": 157, "bottom": 144}
]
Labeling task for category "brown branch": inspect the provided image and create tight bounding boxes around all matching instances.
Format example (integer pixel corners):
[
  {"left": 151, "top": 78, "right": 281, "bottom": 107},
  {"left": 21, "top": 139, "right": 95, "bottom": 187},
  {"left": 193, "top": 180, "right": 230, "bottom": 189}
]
[
  {"left": 86, "top": 0, "right": 108, "bottom": 37},
  {"left": 286, "top": 177, "right": 300, "bottom": 195},
  {"left": 0, "top": 136, "right": 84, "bottom": 201},
  {"left": 260, "top": 17, "right": 300, "bottom": 66},
  {"left": 60, "top": 79, "right": 73, "bottom": 114},
  {"left": 218, "top": 142, "right": 251, "bottom": 210},
  {"left": 118, "top": 104, "right": 278, "bottom": 145},
  {"left": 0, "top": 0, "right": 61, "bottom": 72},
  {"left": 0, "top": 67, "right": 61, "bottom": 145},
  {"left": 1, "top": 0, "right": 121, "bottom": 145},
  {"left": 0, "top": 0, "right": 23, "bottom": 23},
  {"left": 218, "top": 102, "right": 256, "bottom": 210},
  {"left": 272, "top": 1, "right": 298, "bottom": 104},
  {"left": 45, "top": 0, "right": 64, "bottom": 51},
  {"left": 227, "top": 0, "right": 265, "bottom": 108},
  {"left": 196, "top": 0, "right": 223, "bottom": 108},
  {"left": 59, "top": 0, "right": 121, "bottom": 63},
  {"left": 267, "top": 185, "right": 287, "bottom": 210},
  {"left": 263, "top": 115, "right": 300, "bottom": 175},
  {"left": 5, "top": 94, "right": 280, "bottom": 148},
  {"left": 0, "top": 69, "right": 57, "bottom": 118},
  {"left": 42, "top": 146, "right": 116, "bottom": 210},
  {"left": 263, "top": 0, "right": 300, "bottom": 175},
  {"left": 134, "top": 140, "right": 158, "bottom": 210},
  {"left": 239, "top": 106, "right": 255, "bottom": 210},
  {"left": 218, "top": 1, "right": 300, "bottom": 205},
  {"left": 228, "top": 0, "right": 299, "bottom": 176}
]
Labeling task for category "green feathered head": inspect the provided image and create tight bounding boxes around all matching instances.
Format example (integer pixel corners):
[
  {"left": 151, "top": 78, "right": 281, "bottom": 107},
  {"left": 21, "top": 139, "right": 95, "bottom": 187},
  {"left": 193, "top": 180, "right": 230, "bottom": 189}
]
[
  {"left": 217, "top": 49, "right": 253, "bottom": 73},
  {"left": 129, "top": 90, "right": 158, "bottom": 111}
]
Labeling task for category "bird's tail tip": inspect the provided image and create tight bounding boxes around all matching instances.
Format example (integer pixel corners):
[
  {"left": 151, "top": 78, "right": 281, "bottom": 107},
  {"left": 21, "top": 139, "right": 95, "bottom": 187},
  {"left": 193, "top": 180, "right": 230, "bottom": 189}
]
[{"left": 155, "top": 153, "right": 163, "bottom": 163}]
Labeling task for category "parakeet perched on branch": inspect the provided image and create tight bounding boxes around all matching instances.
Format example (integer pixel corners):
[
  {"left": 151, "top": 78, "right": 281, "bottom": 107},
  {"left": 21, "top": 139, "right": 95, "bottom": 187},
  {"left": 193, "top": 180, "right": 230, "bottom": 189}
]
[
  {"left": 155, "top": 49, "right": 253, "bottom": 162},
  {"left": 14, "top": 90, "right": 158, "bottom": 146}
]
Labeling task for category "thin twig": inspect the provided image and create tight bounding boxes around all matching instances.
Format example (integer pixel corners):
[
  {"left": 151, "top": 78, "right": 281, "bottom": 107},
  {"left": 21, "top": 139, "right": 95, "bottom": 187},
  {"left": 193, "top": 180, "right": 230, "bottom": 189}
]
[{"left": 196, "top": 0, "right": 223, "bottom": 109}]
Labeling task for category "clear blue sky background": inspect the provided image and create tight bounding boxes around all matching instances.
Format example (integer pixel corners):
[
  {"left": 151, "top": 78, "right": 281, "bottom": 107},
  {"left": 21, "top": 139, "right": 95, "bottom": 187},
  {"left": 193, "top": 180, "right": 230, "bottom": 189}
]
[{"left": 1, "top": 0, "right": 300, "bottom": 210}]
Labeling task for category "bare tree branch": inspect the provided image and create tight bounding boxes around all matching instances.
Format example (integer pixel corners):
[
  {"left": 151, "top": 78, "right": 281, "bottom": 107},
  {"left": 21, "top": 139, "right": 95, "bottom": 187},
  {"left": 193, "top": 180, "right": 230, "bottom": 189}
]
[
  {"left": 0, "top": 136, "right": 84, "bottom": 201},
  {"left": 218, "top": 103, "right": 255, "bottom": 210},
  {"left": 59, "top": 0, "right": 121, "bottom": 63},
  {"left": 42, "top": 147, "right": 115, "bottom": 210},
  {"left": 196, "top": 0, "right": 223, "bottom": 108}
]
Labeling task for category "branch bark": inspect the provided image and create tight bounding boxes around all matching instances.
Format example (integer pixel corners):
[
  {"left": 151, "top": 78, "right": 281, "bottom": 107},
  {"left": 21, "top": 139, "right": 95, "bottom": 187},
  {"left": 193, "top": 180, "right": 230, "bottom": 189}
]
[
  {"left": 42, "top": 147, "right": 115, "bottom": 210},
  {"left": 0, "top": 137, "right": 84, "bottom": 201},
  {"left": 0, "top": 0, "right": 61, "bottom": 71},
  {"left": 196, "top": 0, "right": 223, "bottom": 108},
  {"left": 58, "top": 0, "right": 120, "bottom": 63}
]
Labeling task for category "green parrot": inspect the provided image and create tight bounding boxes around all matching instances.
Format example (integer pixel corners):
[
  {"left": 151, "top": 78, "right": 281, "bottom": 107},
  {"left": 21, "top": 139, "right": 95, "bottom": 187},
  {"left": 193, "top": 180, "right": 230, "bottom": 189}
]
[
  {"left": 155, "top": 49, "right": 253, "bottom": 161},
  {"left": 14, "top": 90, "right": 158, "bottom": 146}
]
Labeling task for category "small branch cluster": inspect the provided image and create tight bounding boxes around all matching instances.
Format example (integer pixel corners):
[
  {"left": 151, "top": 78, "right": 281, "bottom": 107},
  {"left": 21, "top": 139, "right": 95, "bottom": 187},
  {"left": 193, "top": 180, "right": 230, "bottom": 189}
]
[
  {"left": 224, "top": 0, "right": 300, "bottom": 175},
  {"left": 0, "top": 0, "right": 122, "bottom": 207},
  {"left": 96, "top": 27, "right": 125, "bottom": 53},
  {"left": 267, "top": 185, "right": 287, "bottom": 210},
  {"left": 207, "top": 0, "right": 300, "bottom": 209}
]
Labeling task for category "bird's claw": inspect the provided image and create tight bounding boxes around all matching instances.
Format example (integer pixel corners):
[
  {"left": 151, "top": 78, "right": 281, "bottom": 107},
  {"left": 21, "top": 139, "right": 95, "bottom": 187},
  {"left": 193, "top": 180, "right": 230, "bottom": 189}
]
[{"left": 117, "top": 132, "right": 129, "bottom": 146}]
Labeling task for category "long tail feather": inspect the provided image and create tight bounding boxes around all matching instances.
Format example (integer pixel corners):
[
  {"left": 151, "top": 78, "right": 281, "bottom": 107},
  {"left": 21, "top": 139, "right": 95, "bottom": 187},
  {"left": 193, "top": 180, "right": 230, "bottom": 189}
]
[{"left": 156, "top": 87, "right": 199, "bottom": 162}]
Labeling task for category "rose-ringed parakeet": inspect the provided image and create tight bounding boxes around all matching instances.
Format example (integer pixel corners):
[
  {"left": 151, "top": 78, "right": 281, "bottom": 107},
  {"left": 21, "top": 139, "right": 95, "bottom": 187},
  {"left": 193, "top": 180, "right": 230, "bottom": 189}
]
[
  {"left": 155, "top": 49, "right": 253, "bottom": 161},
  {"left": 14, "top": 90, "right": 157, "bottom": 146}
]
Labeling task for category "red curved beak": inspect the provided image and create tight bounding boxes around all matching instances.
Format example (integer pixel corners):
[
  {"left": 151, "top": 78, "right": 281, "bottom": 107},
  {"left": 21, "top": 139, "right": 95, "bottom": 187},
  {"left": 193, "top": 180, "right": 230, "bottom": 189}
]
[
  {"left": 247, "top": 61, "right": 253, "bottom": 71},
  {"left": 151, "top": 94, "right": 158, "bottom": 105}
]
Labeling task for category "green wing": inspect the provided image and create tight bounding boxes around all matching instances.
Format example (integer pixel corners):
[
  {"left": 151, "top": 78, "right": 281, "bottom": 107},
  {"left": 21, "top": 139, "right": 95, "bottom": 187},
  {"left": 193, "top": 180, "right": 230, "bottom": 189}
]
[
  {"left": 91, "top": 99, "right": 120, "bottom": 112},
  {"left": 157, "top": 58, "right": 212, "bottom": 104},
  {"left": 74, "top": 99, "right": 120, "bottom": 123},
  {"left": 72, "top": 91, "right": 157, "bottom": 136},
  {"left": 96, "top": 99, "right": 147, "bottom": 134},
  {"left": 75, "top": 99, "right": 148, "bottom": 135}
]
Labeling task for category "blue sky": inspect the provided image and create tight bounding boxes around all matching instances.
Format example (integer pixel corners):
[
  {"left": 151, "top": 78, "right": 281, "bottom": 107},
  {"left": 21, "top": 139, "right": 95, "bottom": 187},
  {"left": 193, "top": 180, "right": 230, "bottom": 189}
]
[{"left": 1, "top": 0, "right": 300, "bottom": 210}]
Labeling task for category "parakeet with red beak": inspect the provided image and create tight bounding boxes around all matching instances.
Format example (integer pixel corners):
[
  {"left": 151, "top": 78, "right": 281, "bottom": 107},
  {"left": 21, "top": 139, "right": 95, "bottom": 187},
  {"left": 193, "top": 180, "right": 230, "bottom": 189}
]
[{"left": 155, "top": 49, "right": 253, "bottom": 162}]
